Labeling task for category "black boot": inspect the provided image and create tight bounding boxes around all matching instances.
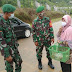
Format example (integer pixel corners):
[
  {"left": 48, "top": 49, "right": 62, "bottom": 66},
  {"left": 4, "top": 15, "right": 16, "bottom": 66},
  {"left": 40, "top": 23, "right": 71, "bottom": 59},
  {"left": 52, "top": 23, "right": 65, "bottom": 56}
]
[
  {"left": 48, "top": 59, "right": 55, "bottom": 69},
  {"left": 38, "top": 59, "right": 42, "bottom": 70}
]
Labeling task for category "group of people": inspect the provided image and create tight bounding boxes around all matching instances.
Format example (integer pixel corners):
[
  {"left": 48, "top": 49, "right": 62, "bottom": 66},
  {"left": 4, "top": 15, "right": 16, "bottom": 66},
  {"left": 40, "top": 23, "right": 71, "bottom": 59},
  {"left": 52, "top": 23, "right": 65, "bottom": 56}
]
[
  {"left": 32, "top": 6, "right": 72, "bottom": 72},
  {"left": 0, "top": 4, "right": 72, "bottom": 72}
]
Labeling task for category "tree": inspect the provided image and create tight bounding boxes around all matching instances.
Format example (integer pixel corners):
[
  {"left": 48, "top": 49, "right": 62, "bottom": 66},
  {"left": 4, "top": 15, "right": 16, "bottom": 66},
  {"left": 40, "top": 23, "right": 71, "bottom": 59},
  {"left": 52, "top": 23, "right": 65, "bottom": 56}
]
[
  {"left": 49, "top": 0, "right": 51, "bottom": 2},
  {"left": 0, "top": 0, "right": 2, "bottom": 6}
]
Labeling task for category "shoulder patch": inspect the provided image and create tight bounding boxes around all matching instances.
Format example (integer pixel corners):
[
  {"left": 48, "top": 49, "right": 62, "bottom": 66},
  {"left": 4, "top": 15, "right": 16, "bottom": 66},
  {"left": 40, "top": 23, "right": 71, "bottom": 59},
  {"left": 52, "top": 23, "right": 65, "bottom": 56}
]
[{"left": 49, "top": 20, "right": 52, "bottom": 27}]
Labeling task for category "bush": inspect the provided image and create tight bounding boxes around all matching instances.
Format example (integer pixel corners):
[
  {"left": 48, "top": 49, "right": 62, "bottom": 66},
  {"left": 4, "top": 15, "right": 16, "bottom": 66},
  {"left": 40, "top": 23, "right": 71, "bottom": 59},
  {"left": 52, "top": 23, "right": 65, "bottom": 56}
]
[
  {"left": 15, "top": 8, "right": 64, "bottom": 23},
  {"left": 0, "top": 8, "right": 64, "bottom": 23}
]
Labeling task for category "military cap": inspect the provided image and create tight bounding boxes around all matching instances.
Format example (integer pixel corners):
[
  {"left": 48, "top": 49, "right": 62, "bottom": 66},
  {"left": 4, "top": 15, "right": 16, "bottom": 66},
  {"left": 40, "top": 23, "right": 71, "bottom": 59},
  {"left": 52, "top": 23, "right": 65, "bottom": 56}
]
[
  {"left": 2, "top": 4, "right": 16, "bottom": 13},
  {"left": 36, "top": 6, "right": 44, "bottom": 13}
]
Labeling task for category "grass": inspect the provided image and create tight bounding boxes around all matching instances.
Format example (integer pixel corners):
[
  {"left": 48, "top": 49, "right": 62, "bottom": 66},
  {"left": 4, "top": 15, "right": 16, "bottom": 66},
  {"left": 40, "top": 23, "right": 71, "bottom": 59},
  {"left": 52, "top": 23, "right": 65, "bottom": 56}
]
[{"left": 52, "top": 17, "right": 62, "bottom": 23}]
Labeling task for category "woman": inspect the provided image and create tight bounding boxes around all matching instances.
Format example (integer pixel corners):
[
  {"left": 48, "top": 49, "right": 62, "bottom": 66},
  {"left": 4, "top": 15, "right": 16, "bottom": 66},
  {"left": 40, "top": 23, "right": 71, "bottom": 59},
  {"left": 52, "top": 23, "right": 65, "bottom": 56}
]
[{"left": 57, "top": 15, "right": 72, "bottom": 72}]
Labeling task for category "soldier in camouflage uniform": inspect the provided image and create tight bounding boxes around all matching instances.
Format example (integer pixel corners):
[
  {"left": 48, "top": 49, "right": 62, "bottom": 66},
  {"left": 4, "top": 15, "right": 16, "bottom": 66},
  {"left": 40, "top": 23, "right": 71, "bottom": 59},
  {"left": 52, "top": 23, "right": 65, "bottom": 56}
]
[
  {"left": 0, "top": 4, "right": 22, "bottom": 72},
  {"left": 32, "top": 6, "right": 55, "bottom": 70}
]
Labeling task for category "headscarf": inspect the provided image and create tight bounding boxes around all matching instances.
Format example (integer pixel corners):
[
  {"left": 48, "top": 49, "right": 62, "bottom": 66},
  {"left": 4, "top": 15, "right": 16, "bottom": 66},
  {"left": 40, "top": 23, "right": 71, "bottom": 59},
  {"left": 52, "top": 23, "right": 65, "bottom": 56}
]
[
  {"left": 62, "top": 15, "right": 72, "bottom": 32},
  {"left": 57, "top": 15, "right": 72, "bottom": 49},
  {"left": 60, "top": 15, "right": 72, "bottom": 40}
]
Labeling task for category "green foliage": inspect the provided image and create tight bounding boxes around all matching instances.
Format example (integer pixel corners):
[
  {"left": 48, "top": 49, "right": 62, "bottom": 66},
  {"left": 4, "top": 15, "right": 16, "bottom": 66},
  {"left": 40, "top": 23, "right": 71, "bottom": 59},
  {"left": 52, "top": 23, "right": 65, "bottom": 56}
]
[
  {"left": 15, "top": 8, "right": 36, "bottom": 23},
  {"left": 0, "top": 0, "right": 71, "bottom": 8},
  {"left": 0, "top": 0, "right": 17, "bottom": 7},
  {"left": 14, "top": 8, "right": 64, "bottom": 23},
  {"left": 70, "top": 9, "right": 72, "bottom": 14},
  {"left": 45, "top": 10, "right": 64, "bottom": 19},
  {"left": 0, "top": 0, "right": 2, "bottom": 6}
]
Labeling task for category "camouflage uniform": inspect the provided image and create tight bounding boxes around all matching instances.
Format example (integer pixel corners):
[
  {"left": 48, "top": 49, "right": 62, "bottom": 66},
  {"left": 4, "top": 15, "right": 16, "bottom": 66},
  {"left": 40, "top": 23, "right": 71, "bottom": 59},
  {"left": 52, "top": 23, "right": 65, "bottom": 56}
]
[
  {"left": 32, "top": 16, "right": 54, "bottom": 60},
  {"left": 0, "top": 16, "right": 22, "bottom": 72}
]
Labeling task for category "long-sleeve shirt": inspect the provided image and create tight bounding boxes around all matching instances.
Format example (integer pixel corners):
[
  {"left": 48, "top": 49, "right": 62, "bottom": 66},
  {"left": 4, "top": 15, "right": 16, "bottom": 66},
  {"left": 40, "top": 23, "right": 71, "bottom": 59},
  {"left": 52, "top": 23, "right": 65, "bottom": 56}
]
[
  {"left": 57, "top": 26, "right": 72, "bottom": 49},
  {"left": 32, "top": 16, "right": 54, "bottom": 43},
  {"left": 0, "top": 16, "right": 19, "bottom": 58}
]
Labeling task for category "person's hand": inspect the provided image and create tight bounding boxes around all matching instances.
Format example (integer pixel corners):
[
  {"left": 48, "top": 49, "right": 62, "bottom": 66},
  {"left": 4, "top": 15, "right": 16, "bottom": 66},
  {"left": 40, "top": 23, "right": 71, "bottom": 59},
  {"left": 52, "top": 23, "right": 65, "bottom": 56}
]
[
  {"left": 51, "top": 38, "right": 54, "bottom": 44},
  {"left": 57, "top": 40, "right": 60, "bottom": 43},
  {"left": 6, "top": 56, "right": 12, "bottom": 62},
  {"left": 63, "top": 41, "right": 68, "bottom": 47},
  {"left": 65, "top": 41, "right": 68, "bottom": 45},
  {"left": 62, "top": 41, "right": 68, "bottom": 45},
  {"left": 59, "top": 27, "right": 62, "bottom": 33},
  {"left": 34, "top": 42, "right": 38, "bottom": 46}
]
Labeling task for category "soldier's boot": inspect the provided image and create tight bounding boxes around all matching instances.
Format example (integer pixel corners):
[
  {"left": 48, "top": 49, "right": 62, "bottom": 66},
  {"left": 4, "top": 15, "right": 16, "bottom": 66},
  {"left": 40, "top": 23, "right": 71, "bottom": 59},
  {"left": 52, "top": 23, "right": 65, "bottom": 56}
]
[
  {"left": 38, "top": 59, "right": 42, "bottom": 70},
  {"left": 48, "top": 59, "right": 55, "bottom": 69}
]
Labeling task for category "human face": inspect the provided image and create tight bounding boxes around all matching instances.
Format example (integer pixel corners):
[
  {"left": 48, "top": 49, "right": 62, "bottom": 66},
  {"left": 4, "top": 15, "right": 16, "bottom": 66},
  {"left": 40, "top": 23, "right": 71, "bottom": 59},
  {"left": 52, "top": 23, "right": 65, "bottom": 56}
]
[
  {"left": 62, "top": 18, "right": 66, "bottom": 22},
  {"left": 5, "top": 12, "right": 14, "bottom": 19},
  {"left": 37, "top": 10, "right": 44, "bottom": 18},
  {"left": 62, "top": 18, "right": 67, "bottom": 27}
]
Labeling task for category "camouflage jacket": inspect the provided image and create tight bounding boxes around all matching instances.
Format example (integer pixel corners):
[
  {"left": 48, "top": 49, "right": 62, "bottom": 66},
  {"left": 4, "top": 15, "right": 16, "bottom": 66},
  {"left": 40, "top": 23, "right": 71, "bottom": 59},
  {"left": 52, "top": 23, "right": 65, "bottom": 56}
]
[
  {"left": 0, "top": 16, "right": 19, "bottom": 58},
  {"left": 32, "top": 16, "right": 54, "bottom": 43}
]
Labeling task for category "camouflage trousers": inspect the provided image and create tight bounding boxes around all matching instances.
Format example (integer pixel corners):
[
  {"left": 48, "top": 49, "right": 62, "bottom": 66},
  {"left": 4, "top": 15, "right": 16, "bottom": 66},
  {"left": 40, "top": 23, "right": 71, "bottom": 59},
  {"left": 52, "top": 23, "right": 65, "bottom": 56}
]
[
  {"left": 36, "top": 41, "right": 51, "bottom": 60},
  {"left": 5, "top": 47, "right": 22, "bottom": 72}
]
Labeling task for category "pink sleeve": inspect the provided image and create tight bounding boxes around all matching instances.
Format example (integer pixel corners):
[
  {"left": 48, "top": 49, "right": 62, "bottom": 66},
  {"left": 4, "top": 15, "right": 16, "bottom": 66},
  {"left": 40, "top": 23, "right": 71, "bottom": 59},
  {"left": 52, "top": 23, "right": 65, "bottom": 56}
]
[{"left": 60, "top": 31, "right": 67, "bottom": 41}]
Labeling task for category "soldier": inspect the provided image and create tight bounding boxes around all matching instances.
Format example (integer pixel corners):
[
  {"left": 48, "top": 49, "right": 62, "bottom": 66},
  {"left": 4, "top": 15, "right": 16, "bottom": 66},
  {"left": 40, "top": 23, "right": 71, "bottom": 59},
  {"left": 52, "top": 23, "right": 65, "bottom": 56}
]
[
  {"left": 32, "top": 6, "right": 55, "bottom": 70},
  {"left": 0, "top": 4, "right": 22, "bottom": 72}
]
